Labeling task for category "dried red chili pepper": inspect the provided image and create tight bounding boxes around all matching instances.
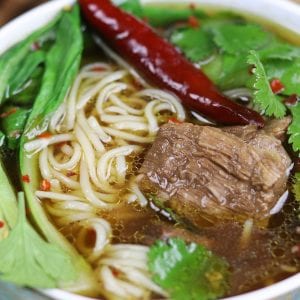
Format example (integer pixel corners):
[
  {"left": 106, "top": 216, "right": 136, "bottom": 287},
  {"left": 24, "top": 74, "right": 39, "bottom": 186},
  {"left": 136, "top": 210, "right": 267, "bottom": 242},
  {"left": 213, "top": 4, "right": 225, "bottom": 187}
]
[{"left": 79, "top": 0, "right": 264, "bottom": 127}]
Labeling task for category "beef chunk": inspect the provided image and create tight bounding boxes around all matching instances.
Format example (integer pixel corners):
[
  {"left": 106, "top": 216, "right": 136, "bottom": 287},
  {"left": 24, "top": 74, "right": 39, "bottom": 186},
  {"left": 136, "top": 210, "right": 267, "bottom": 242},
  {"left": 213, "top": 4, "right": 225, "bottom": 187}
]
[{"left": 139, "top": 122, "right": 291, "bottom": 226}]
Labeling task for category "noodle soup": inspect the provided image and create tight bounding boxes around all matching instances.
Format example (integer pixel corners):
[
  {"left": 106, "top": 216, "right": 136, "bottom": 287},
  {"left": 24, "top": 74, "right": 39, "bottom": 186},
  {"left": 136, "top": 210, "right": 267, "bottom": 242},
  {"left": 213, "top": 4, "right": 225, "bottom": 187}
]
[{"left": 0, "top": 0, "right": 299, "bottom": 300}]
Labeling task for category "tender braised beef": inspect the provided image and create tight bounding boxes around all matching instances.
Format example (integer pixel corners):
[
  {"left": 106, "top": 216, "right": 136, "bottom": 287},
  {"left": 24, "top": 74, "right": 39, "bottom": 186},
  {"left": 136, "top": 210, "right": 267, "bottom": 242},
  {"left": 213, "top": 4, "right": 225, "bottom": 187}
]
[{"left": 139, "top": 122, "right": 292, "bottom": 226}]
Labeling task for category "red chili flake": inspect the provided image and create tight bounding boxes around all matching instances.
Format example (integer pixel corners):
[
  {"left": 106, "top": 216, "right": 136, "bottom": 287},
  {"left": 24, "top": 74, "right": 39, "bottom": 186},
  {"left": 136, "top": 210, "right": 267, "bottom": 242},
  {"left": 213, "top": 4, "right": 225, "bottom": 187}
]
[
  {"left": 37, "top": 131, "right": 52, "bottom": 139},
  {"left": 188, "top": 15, "right": 200, "bottom": 28},
  {"left": 40, "top": 179, "right": 51, "bottom": 191},
  {"left": 270, "top": 78, "right": 285, "bottom": 94},
  {"left": 31, "top": 42, "right": 41, "bottom": 51},
  {"left": 111, "top": 267, "right": 121, "bottom": 277},
  {"left": 66, "top": 171, "right": 77, "bottom": 177},
  {"left": 189, "top": 3, "right": 196, "bottom": 10},
  {"left": 0, "top": 220, "right": 5, "bottom": 228},
  {"left": 86, "top": 228, "right": 97, "bottom": 248},
  {"left": 0, "top": 108, "right": 18, "bottom": 118},
  {"left": 168, "top": 117, "right": 183, "bottom": 124},
  {"left": 56, "top": 141, "right": 67, "bottom": 149},
  {"left": 284, "top": 94, "right": 299, "bottom": 106},
  {"left": 92, "top": 66, "right": 106, "bottom": 72},
  {"left": 22, "top": 175, "right": 30, "bottom": 183}
]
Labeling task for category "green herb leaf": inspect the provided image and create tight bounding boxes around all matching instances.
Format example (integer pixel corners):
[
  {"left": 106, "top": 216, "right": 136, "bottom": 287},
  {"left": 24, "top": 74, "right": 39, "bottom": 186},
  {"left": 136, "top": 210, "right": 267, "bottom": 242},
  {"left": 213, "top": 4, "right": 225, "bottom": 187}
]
[
  {"left": 0, "top": 107, "right": 30, "bottom": 150},
  {"left": 143, "top": 6, "right": 206, "bottom": 27},
  {"left": 258, "top": 41, "right": 300, "bottom": 61},
  {"left": 213, "top": 24, "right": 270, "bottom": 54},
  {"left": 170, "top": 27, "right": 215, "bottom": 62},
  {"left": 112, "top": 0, "right": 143, "bottom": 16},
  {"left": 247, "top": 50, "right": 286, "bottom": 118},
  {"left": 0, "top": 12, "right": 61, "bottom": 104},
  {"left": 148, "top": 238, "right": 229, "bottom": 300},
  {"left": 288, "top": 102, "right": 300, "bottom": 152},
  {"left": 24, "top": 5, "right": 83, "bottom": 138},
  {"left": 281, "top": 59, "right": 300, "bottom": 95},
  {"left": 8, "top": 50, "right": 45, "bottom": 96},
  {"left": 0, "top": 193, "right": 75, "bottom": 288}
]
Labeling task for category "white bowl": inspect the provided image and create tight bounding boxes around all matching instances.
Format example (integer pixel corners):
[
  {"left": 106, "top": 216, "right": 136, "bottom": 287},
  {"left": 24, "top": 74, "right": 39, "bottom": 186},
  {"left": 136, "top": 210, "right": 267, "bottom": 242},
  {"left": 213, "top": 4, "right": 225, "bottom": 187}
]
[{"left": 0, "top": 0, "right": 299, "bottom": 299}]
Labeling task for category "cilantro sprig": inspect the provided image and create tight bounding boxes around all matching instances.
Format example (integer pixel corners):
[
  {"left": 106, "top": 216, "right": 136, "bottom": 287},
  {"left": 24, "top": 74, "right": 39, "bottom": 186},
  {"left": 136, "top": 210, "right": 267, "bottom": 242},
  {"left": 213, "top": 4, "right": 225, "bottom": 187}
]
[
  {"left": 0, "top": 193, "right": 75, "bottom": 288},
  {"left": 170, "top": 28, "right": 215, "bottom": 62},
  {"left": 148, "top": 238, "right": 229, "bottom": 300},
  {"left": 247, "top": 50, "right": 286, "bottom": 118}
]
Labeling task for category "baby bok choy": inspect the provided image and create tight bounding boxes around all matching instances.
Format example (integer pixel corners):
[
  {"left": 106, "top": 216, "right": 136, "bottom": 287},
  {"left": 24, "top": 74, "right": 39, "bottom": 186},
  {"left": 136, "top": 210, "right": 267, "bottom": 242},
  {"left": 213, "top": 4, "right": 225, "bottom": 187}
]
[{"left": 10, "top": 5, "right": 100, "bottom": 296}]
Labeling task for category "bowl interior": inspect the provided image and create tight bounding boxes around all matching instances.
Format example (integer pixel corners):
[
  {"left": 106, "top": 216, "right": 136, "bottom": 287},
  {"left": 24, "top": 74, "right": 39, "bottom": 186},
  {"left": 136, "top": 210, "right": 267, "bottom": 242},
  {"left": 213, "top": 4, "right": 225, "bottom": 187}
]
[{"left": 0, "top": 1, "right": 299, "bottom": 300}]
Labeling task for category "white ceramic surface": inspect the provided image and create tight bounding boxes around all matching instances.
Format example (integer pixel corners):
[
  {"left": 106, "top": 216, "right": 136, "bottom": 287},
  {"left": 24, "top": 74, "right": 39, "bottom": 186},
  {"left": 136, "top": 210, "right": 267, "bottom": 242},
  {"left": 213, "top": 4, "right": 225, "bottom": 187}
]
[{"left": 0, "top": 0, "right": 299, "bottom": 299}]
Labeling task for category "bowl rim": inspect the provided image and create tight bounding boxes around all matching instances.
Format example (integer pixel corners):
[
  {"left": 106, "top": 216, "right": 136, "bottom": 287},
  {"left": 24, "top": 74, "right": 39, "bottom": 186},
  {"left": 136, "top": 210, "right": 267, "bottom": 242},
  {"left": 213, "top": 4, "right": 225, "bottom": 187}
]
[{"left": 0, "top": 0, "right": 299, "bottom": 300}]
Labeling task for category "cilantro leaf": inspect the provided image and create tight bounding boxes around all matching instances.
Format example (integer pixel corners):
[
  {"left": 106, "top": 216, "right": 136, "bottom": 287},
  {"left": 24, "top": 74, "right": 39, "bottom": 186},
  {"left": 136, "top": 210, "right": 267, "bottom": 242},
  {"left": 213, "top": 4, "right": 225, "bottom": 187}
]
[
  {"left": 148, "top": 238, "right": 229, "bottom": 300},
  {"left": 288, "top": 102, "right": 300, "bottom": 152},
  {"left": 170, "top": 27, "right": 215, "bottom": 62},
  {"left": 0, "top": 193, "right": 75, "bottom": 288},
  {"left": 281, "top": 59, "right": 300, "bottom": 95},
  {"left": 247, "top": 50, "right": 286, "bottom": 118},
  {"left": 112, "top": 0, "right": 143, "bottom": 16},
  {"left": 258, "top": 41, "right": 300, "bottom": 61},
  {"left": 213, "top": 24, "right": 271, "bottom": 54}
]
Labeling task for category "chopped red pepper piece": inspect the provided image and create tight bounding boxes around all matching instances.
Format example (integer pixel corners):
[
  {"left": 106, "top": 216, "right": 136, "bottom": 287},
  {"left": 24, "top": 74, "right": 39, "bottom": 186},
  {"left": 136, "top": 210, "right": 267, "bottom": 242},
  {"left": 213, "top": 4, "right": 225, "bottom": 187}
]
[
  {"left": 0, "top": 108, "right": 18, "bottom": 118},
  {"left": 37, "top": 131, "right": 52, "bottom": 139},
  {"left": 40, "top": 179, "right": 51, "bottom": 191},
  {"left": 284, "top": 94, "right": 299, "bottom": 106},
  {"left": 0, "top": 220, "right": 5, "bottom": 228},
  {"left": 168, "top": 117, "right": 183, "bottom": 124},
  {"left": 22, "top": 175, "right": 30, "bottom": 183},
  {"left": 188, "top": 15, "right": 200, "bottom": 28},
  {"left": 31, "top": 42, "right": 41, "bottom": 51},
  {"left": 270, "top": 78, "right": 285, "bottom": 94},
  {"left": 92, "top": 66, "right": 106, "bottom": 72},
  {"left": 66, "top": 171, "right": 77, "bottom": 177}
]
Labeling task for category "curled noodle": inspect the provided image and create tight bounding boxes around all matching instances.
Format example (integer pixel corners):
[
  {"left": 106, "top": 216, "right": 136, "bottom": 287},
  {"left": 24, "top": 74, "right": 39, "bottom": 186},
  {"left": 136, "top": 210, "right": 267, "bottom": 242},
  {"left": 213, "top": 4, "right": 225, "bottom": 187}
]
[{"left": 25, "top": 62, "right": 185, "bottom": 299}]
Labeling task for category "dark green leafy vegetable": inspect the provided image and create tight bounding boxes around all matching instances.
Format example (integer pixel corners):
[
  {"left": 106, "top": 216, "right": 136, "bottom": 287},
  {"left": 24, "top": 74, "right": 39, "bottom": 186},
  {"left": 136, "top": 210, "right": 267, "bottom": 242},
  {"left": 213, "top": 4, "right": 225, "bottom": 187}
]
[
  {"left": 11, "top": 67, "right": 44, "bottom": 106},
  {"left": 142, "top": 6, "right": 206, "bottom": 27},
  {"left": 113, "top": 0, "right": 206, "bottom": 26},
  {"left": 0, "top": 159, "right": 18, "bottom": 235},
  {"left": 0, "top": 107, "right": 30, "bottom": 149},
  {"left": 24, "top": 5, "right": 83, "bottom": 137},
  {"left": 247, "top": 50, "right": 286, "bottom": 118},
  {"left": 19, "top": 6, "right": 99, "bottom": 294},
  {"left": 213, "top": 24, "right": 271, "bottom": 54},
  {"left": 148, "top": 238, "right": 229, "bottom": 300},
  {"left": 8, "top": 51, "right": 45, "bottom": 97},
  {"left": 0, "top": 12, "right": 61, "bottom": 104},
  {"left": 0, "top": 193, "right": 75, "bottom": 288},
  {"left": 170, "top": 27, "right": 215, "bottom": 62}
]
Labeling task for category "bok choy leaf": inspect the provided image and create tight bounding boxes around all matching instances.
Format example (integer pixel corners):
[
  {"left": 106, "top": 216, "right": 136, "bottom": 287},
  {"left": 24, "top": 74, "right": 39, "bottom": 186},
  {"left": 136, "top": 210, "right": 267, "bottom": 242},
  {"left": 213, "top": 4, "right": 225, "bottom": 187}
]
[{"left": 19, "top": 5, "right": 100, "bottom": 295}]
